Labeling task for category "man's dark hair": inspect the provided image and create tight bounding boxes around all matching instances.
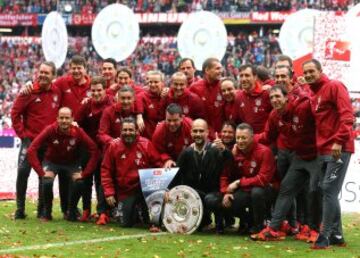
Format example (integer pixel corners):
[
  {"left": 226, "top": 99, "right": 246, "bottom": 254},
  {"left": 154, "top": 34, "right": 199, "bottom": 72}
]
[
  {"left": 221, "top": 121, "right": 236, "bottom": 132},
  {"left": 256, "top": 66, "right": 270, "bottom": 82},
  {"left": 91, "top": 76, "right": 106, "bottom": 88},
  {"left": 302, "top": 59, "right": 322, "bottom": 71},
  {"left": 275, "top": 55, "right": 293, "bottom": 68},
  {"left": 178, "top": 58, "right": 195, "bottom": 69},
  {"left": 70, "top": 55, "right": 87, "bottom": 68},
  {"left": 117, "top": 67, "right": 133, "bottom": 78},
  {"left": 239, "top": 64, "right": 257, "bottom": 76},
  {"left": 42, "top": 61, "right": 57, "bottom": 76},
  {"left": 103, "top": 58, "right": 117, "bottom": 69},
  {"left": 121, "top": 116, "right": 136, "bottom": 127},
  {"left": 270, "top": 84, "right": 288, "bottom": 96},
  {"left": 166, "top": 103, "right": 183, "bottom": 115},
  {"left": 236, "top": 123, "right": 254, "bottom": 135},
  {"left": 118, "top": 85, "right": 135, "bottom": 95},
  {"left": 202, "top": 57, "right": 220, "bottom": 74}
]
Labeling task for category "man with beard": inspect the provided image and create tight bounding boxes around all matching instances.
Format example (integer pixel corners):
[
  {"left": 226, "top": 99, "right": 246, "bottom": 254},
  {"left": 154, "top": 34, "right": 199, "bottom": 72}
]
[
  {"left": 234, "top": 65, "right": 272, "bottom": 133},
  {"left": 173, "top": 119, "right": 233, "bottom": 233},
  {"left": 152, "top": 103, "right": 193, "bottom": 169},
  {"left": 178, "top": 58, "right": 198, "bottom": 85},
  {"left": 101, "top": 117, "right": 162, "bottom": 227},
  {"left": 11, "top": 61, "right": 61, "bottom": 219},
  {"left": 27, "top": 107, "right": 98, "bottom": 221},
  {"left": 161, "top": 72, "right": 205, "bottom": 120},
  {"left": 303, "top": 59, "right": 354, "bottom": 249},
  {"left": 189, "top": 58, "right": 224, "bottom": 135},
  {"left": 75, "top": 76, "right": 113, "bottom": 224}
]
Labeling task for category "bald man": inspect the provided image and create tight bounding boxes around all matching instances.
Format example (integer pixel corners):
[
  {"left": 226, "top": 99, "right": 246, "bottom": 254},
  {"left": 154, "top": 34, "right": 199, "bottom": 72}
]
[
  {"left": 27, "top": 107, "right": 98, "bottom": 221},
  {"left": 173, "top": 119, "right": 233, "bottom": 233}
]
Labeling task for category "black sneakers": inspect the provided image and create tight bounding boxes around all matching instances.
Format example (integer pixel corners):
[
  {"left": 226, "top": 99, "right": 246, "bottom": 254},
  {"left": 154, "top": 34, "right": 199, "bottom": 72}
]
[
  {"left": 329, "top": 234, "right": 346, "bottom": 247},
  {"left": 311, "top": 234, "right": 330, "bottom": 249},
  {"left": 14, "top": 209, "right": 27, "bottom": 220}
]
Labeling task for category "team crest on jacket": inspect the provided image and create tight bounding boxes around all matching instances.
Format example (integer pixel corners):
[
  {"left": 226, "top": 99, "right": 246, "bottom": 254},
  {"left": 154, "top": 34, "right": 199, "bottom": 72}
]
[
  {"left": 149, "top": 104, "right": 154, "bottom": 109},
  {"left": 240, "top": 102, "right": 245, "bottom": 108},
  {"left": 121, "top": 154, "right": 126, "bottom": 159},
  {"left": 168, "top": 142, "right": 173, "bottom": 147},
  {"left": 214, "top": 101, "right": 220, "bottom": 107},
  {"left": 183, "top": 105, "right": 189, "bottom": 114},
  {"left": 35, "top": 97, "right": 41, "bottom": 103},
  {"left": 69, "top": 138, "right": 76, "bottom": 146},
  {"left": 66, "top": 89, "right": 71, "bottom": 93},
  {"left": 115, "top": 118, "right": 121, "bottom": 123},
  {"left": 136, "top": 151, "right": 142, "bottom": 159},
  {"left": 53, "top": 139, "right": 59, "bottom": 145},
  {"left": 293, "top": 116, "right": 299, "bottom": 123},
  {"left": 217, "top": 94, "right": 222, "bottom": 101},
  {"left": 251, "top": 161, "right": 257, "bottom": 168},
  {"left": 238, "top": 161, "right": 242, "bottom": 167},
  {"left": 88, "top": 113, "right": 93, "bottom": 117},
  {"left": 53, "top": 95, "right": 58, "bottom": 102},
  {"left": 255, "top": 98, "right": 262, "bottom": 106}
]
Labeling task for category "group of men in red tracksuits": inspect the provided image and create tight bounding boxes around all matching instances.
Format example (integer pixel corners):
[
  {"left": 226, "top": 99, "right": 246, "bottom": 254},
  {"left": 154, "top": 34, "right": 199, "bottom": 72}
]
[{"left": 11, "top": 54, "right": 354, "bottom": 249}]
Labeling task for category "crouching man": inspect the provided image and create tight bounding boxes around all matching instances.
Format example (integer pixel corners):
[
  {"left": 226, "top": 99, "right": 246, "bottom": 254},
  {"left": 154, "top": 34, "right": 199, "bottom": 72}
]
[
  {"left": 27, "top": 107, "right": 98, "bottom": 221},
  {"left": 101, "top": 117, "right": 163, "bottom": 227}
]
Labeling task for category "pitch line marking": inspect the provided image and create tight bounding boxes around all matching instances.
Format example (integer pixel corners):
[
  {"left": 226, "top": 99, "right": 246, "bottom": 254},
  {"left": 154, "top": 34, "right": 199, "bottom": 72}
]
[{"left": 0, "top": 232, "right": 168, "bottom": 254}]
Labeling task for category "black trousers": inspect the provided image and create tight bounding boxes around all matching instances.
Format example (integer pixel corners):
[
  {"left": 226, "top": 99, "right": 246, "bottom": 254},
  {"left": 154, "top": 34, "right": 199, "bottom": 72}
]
[{"left": 116, "top": 193, "right": 149, "bottom": 228}]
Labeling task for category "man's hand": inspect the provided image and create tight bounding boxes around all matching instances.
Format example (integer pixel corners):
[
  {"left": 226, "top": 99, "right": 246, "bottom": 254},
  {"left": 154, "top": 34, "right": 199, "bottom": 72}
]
[
  {"left": 160, "top": 87, "right": 169, "bottom": 98},
  {"left": 163, "top": 159, "right": 176, "bottom": 169},
  {"left": 163, "top": 191, "right": 170, "bottom": 203},
  {"left": 262, "top": 84, "right": 272, "bottom": 91},
  {"left": 222, "top": 193, "right": 234, "bottom": 208},
  {"left": 20, "top": 81, "right": 33, "bottom": 95},
  {"left": 212, "top": 132, "right": 225, "bottom": 151},
  {"left": 136, "top": 114, "right": 145, "bottom": 132},
  {"left": 81, "top": 97, "right": 90, "bottom": 105},
  {"left": 71, "top": 121, "right": 79, "bottom": 127},
  {"left": 106, "top": 196, "right": 116, "bottom": 207},
  {"left": 331, "top": 143, "right": 342, "bottom": 161},
  {"left": 227, "top": 180, "right": 240, "bottom": 193},
  {"left": 72, "top": 172, "right": 82, "bottom": 181}
]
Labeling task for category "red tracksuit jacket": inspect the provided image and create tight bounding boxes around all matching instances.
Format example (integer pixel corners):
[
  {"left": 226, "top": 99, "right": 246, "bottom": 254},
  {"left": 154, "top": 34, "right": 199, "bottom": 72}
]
[
  {"left": 27, "top": 123, "right": 98, "bottom": 177},
  {"left": 54, "top": 74, "right": 91, "bottom": 116},
  {"left": 220, "top": 141, "right": 276, "bottom": 193},
  {"left": 138, "top": 90, "right": 164, "bottom": 139},
  {"left": 152, "top": 117, "right": 193, "bottom": 162},
  {"left": 162, "top": 88, "right": 205, "bottom": 120},
  {"left": 234, "top": 83, "right": 272, "bottom": 133},
  {"left": 97, "top": 102, "right": 138, "bottom": 147},
  {"left": 222, "top": 100, "right": 237, "bottom": 124},
  {"left": 101, "top": 136, "right": 162, "bottom": 201},
  {"left": 11, "top": 83, "right": 61, "bottom": 140},
  {"left": 189, "top": 78, "right": 223, "bottom": 133},
  {"left": 75, "top": 95, "right": 113, "bottom": 142},
  {"left": 309, "top": 74, "right": 354, "bottom": 155}
]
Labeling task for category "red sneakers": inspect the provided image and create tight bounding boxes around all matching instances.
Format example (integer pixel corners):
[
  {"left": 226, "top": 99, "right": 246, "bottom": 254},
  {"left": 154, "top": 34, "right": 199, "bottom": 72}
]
[
  {"left": 250, "top": 226, "right": 286, "bottom": 241},
  {"left": 295, "top": 224, "right": 311, "bottom": 241},
  {"left": 79, "top": 209, "right": 91, "bottom": 222},
  {"left": 96, "top": 213, "right": 109, "bottom": 225},
  {"left": 280, "top": 221, "right": 299, "bottom": 236},
  {"left": 307, "top": 230, "right": 319, "bottom": 243}
]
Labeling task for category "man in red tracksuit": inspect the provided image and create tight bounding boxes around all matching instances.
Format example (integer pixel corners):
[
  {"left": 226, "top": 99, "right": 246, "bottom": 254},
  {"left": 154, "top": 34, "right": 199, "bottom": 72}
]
[
  {"left": 220, "top": 77, "right": 238, "bottom": 124},
  {"left": 252, "top": 85, "right": 321, "bottom": 242},
  {"left": 75, "top": 76, "right": 113, "bottom": 223},
  {"left": 234, "top": 65, "right": 272, "bottom": 133},
  {"left": 11, "top": 61, "right": 61, "bottom": 219},
  {"left": 162, "top": 72, "right": 205, "bottom": 120},
  {"left": 98, "top": 85, "right": 139, "bottom": 148},
  {"left": 138, "top": 70, "right": 166, "bottom": 139},
  {"left": 101, "top": 117, "right": 163, "bottom": 227},
  {"left": 152, "top": 103, "right": 193, "bottom": 169},
  {"left": 189, "top": 57, "right": 223, "bottom": 135},
  {"left": 303, "top": 59, "right": 354, "bottom": 249},
  {"left": 106, "top": 67, "right": 145, "bottom": 98},
  {"left": 178, "top": 58, "right": 199, "bottom": 86},
  {"left": 54, "top": 55, "right": 91, "bottom": 116},
  {"left": 220, "top": 123, "right": 277, "bottom": 234},
  {"left": 27, "top": 107, "right": 98, "bottom": 221},
  {"left": 101, "top": 58, "right": 117, "bottom": 89}
]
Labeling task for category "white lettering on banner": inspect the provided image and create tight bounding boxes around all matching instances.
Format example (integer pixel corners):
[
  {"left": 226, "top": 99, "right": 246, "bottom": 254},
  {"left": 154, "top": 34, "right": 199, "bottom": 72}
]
[
  {"left": 270, "top": 12, "right": 291, "bottom": 21},
  {"left": 252, "top": 12, "right": 269, "bottom": 21}
]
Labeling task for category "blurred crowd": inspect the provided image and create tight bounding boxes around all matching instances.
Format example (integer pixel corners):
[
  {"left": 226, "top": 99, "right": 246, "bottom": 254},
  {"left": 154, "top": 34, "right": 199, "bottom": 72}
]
[{"left": 0, "top": 0, "right": 358, "bottom": 14}]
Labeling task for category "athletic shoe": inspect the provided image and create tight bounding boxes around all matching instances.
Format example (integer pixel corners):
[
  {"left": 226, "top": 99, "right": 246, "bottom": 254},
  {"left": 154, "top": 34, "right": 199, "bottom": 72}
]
[
  {"left": 295, "top": 225, "right": 311, "bottom": 241},
  {"left": 14, "top": 209, "right": 26, "bottom": 220},
  {"left": 329, "top": 234, "right": 346, "bottom": 247},
  {"left": 67, "top": 210, "right": 79, "bottom": 222},
  {"left": 307, "top": 230, "right": 319, "bottom": 243},
  {"left": 250, "top": 226, "right": 286, "bottom": 241},
  {"left": 39, "top": 214, "right": 53, "bottom": 222},
  {"left": 149, "top": 225, "right": 162, "bottom": 233},
  {"left": 280, "top": 221, "right": 299, "bottom": 236},
  {"left": 96, "top": 213, "right": 109, "bottom": 225},
  {"left": 311, "top": 234, "right": 330, "bottom": 249},
  {"left": 79, "top": 209, "right": 91, "bottom": 222}
]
